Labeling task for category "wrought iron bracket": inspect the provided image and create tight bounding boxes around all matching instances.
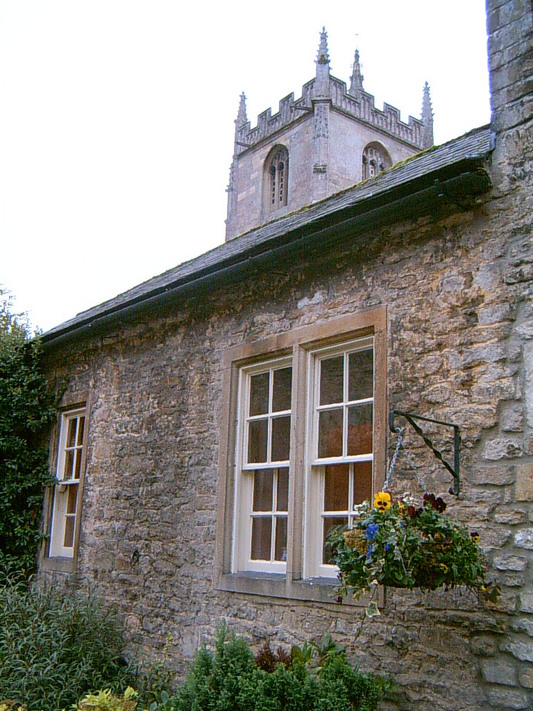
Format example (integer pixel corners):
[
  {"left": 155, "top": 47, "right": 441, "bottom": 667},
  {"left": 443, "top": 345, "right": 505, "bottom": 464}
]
[{"left": 389, "top": 410, "right": 461, "bottom": 496}]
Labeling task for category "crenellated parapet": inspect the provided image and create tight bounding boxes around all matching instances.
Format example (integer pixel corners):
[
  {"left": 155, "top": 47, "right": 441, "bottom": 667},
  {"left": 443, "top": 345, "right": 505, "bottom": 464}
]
[{"left": 234, "top": 71, "right": 430, "bottom": 156}]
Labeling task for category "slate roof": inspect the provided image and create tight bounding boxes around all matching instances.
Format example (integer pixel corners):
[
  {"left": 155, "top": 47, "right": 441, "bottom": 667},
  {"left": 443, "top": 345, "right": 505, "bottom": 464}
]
[{"left": 43, "top": 125, "right": 494, "bottom": 345}]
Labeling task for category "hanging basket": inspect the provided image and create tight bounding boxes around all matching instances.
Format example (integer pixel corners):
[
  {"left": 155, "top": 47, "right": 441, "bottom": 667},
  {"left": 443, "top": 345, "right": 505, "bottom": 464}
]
[{"left": 328, "top": 492, "right": 488, "bottom": 597}]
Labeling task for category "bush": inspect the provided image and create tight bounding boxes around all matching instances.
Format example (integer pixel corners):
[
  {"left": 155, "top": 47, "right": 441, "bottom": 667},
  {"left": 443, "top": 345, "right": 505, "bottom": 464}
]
[
  {"left": 169, "top": 625, "right": 385, "bottom": 711},
  {"left": 0, "top": 290, "right": 57, "bottom": 579},
  {"left": 0, "top": 581, "right": 136, "bottom": 710}
]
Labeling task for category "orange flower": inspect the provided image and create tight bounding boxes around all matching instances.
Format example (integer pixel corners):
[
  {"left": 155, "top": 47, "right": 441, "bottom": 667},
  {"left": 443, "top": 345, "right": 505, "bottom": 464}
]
[{"left": 374, "top": 491, "right": 391, "bottom": 512}]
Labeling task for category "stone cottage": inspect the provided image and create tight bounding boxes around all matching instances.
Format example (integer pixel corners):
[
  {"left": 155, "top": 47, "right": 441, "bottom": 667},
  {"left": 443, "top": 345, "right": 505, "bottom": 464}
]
[{"left": 40, "top": 1, "right": 532, "bottom": 709}]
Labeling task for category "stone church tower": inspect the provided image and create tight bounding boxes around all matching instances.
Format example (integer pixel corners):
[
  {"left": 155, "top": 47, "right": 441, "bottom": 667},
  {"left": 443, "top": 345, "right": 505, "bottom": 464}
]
[{"left": 225, "top": 29, "right": 434, "bottom": 241}]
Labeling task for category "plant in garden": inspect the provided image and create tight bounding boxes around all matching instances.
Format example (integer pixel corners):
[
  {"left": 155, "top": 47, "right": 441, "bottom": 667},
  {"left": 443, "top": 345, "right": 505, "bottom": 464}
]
[
  {"left": 329, "top": 491, "right": 491, "bottom": 599},
  {"left": 171, "top": 624, "right": 385, "bottom": 710},
  {"left": 0, "top": 580, "right": 136, "bottom": 711},
  {"left": 72, "top": 687, "right": 139, "bottom": 711},
  {"left": 0, "top": 290, "right": 57, "bottom": 578}
]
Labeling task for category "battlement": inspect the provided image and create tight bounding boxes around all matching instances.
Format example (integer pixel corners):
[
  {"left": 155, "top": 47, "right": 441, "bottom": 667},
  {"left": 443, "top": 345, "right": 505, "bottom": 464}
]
[{"left": 234, "top": 74, "right": 428, "bottom": 155}]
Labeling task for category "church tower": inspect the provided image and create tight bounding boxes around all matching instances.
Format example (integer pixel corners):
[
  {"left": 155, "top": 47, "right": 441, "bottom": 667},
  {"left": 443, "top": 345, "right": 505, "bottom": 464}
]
[{"left": 225, "top": 29, "right": 433, "bottom": 242}]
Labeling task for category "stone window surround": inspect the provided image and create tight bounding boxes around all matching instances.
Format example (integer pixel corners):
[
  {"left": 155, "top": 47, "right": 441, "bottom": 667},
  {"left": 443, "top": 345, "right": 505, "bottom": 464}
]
[
  {"left": 215, "top": 306, "right": 387, "bottom": 605},
  {"left": 362, "top": 142, "right": 392, "bottom": 181},
  {"left": 263, "top": 145, "right": 289, "bottom": 214},
  {"left": 40, "top": 391, "right": 91, "bottom": 574}
]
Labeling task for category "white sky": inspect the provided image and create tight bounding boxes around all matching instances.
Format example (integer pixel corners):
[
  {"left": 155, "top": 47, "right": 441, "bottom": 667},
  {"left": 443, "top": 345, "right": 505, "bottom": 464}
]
[{"left": 0, "top": 0, "right": 491, "bottom": 332}]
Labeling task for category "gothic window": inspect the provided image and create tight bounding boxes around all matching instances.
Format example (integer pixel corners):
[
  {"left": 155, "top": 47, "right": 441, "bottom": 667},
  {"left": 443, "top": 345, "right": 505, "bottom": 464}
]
[
  {"left": 264, "top": 146, "right": 289, "bottom": 213},
  {"left": 362, "top": 143, "right": 392, "bottom": 181}
]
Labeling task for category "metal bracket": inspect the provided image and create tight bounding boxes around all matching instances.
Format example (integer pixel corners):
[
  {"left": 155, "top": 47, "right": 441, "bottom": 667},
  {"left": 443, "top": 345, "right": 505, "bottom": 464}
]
[{"left": 389, "top": 410, "right": 460, "bottom": 496}]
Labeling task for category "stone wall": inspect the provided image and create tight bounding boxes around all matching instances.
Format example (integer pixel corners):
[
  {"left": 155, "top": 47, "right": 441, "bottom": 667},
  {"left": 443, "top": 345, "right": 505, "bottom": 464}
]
[{"left": 41, "top": 2, "right": 532, "bottom": 708}]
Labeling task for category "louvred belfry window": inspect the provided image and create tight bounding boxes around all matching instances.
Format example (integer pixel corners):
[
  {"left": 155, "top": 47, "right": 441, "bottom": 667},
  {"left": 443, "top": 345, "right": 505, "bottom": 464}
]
[{"left": 265, "top": 147, "right": 289, "bottom": 212}]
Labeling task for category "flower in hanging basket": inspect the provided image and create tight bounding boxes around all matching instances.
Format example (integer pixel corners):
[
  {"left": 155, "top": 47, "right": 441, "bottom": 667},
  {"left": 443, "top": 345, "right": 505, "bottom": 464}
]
[
  {"left": 374, "top": 491, "right": 392, "bottom": 511},
  {"left": 328, "top": 493, "right": 489, "bottom": 598}
]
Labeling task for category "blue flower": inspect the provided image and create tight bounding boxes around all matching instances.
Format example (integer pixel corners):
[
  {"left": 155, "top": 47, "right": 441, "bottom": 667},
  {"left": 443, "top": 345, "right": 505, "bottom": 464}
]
[
  {"left": 384, "top": 543, "right": 392, "bottom": 552},
  {"left": 365, "top": 523, "right": 379, "bottom": 542},
  {"left": 366, "top": 544, "right": 373, "bottom": 560}
]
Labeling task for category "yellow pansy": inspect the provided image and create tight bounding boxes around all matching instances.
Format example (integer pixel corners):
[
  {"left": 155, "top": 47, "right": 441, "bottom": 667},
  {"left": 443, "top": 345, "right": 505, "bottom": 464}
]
[{"left": 374, "top": 491, "right": 391, "bottom": 512}]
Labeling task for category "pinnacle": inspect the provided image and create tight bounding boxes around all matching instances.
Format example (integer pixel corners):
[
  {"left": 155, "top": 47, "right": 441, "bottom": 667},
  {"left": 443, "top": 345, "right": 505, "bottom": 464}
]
[
  {"left": 349, "top": 45, "right": 364, "bottom": 95},
  {"left": 236, "top": 92, "right": 248, "bottom": 127},
  {"left": 316, "top": 27, "right": 330, "bottom": 65}
]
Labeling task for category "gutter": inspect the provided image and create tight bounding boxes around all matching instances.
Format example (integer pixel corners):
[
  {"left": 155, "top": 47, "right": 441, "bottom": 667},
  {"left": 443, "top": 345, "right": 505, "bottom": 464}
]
[{"left": 41, "top": 165, "right": 492, "bottom": 349}]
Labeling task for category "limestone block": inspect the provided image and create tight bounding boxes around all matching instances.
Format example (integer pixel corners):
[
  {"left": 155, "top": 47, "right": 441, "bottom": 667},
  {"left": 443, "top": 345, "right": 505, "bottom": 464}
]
[
  {"left": 515, "top": 529, "right": 533, "bottom": 549},
  {"left": 495, "top": 510, "right": 528, "bottom": 525},
  {"left": 501, "top": 403, "right": 524, "bottom": 432},
  {"left": 516, "top": 462, "right": 533, "bottom": 501},
  {"left": 484, "top": 437, "right": 523, "bottom": 460},
  {"left": 503, "top": 639, "right": 533, "bottom": 663},
  {"left": 493, "top": 555, "right": 529, "bottom": 571},
  {"left": 511, "top": 618, "right": 533, "bottom": 637},
  {"left": 486, "top": 686, "right": 531, "bottom": 710},
  {"left": 482, "top": 657, "right": 518, "bottom": 685}
]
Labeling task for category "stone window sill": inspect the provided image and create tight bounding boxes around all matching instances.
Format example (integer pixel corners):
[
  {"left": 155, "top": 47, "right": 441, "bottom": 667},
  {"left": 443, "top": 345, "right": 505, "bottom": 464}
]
[
  {"left": 39, "top": 555, "right": 76, "bottom": 574},
  {"left": 216, "top": 571, "right": 380, "bottom": 607}
]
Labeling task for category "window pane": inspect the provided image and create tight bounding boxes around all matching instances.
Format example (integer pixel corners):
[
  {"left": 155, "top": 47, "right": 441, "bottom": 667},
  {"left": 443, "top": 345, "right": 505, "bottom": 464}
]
[
  {"left": 271, "top": 416, "right": 290, "bottom": 461},
  {"left": 318, "top": 408, "right": 343, "bottom": 458},
  {"left": 250, "top": 372, "right": 269, "bottom": 416},
  {"left": 324, "top": 464, "right": 349, "bottom": 511},
  {"left": 73, "top": 450, "right": 82, "bottom": 479},
  {"left": 272, "top": 367, "right": 292, "bottom": 412},
  {"left": 274, "top": 516, "right": 287, "bottom": 562},
  {"left": 253, "top": 470, "right": 273, "bottom": 512},
  {"left": 348, "top": 349, "right": 373, "bottom": 401},
  {"left": 277, "top": 468, "right": 289, "bottom": 511},
  {"left": 347, "top": 404, "right": 373, "bottom": 456},
  {"left": 248, "top": 419, "right": 268, "bottom": 463},
  {"left": 353, "top": 461, "right": 373, "bottom": 506},
  {"left": 63, "top": 517, "right": 75, "bottom": 548},
  {"left": 77, "top": 417, "right": 85, "bottom": 446},
  {"left": 67, "top": 418, "right": 77, "bottom": 448},
  {"left": 251, "top": 517, "right": 272, "bottom": 560},
  {"left": 66, "top": 484, "right": 78, "bottom": 514},
  {"left": 323, "top": 516, "right": 347, "bottom": 564},
  {"left": 319, "top": 355, "right": 344, "bottom": 405},
  {"left": 63, "top": 450, "right": 75, "bottom": 480}
]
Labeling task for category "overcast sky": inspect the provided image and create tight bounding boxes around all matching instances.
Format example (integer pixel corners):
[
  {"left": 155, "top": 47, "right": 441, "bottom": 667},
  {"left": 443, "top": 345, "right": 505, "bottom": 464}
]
[{"left": 0, "top": 0, "right": 491, "bottom": 332}]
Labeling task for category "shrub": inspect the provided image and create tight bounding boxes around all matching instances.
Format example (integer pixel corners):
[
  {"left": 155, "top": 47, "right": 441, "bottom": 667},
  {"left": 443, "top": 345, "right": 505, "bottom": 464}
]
[
  {"left": 170, "top": 625, "right": 385, "bottom": 711},
  {"left": 0, "top": 290, "right": 57, "bottom": 579},
  {"left": 0, "top": 581, "right": 136, "bottom": 711}
]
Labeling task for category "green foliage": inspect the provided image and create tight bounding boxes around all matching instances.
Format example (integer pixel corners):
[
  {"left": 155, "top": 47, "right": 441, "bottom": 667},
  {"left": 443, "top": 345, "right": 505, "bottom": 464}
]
[
  {"left": 329, "top": 492, "right": 488, "bottom": 598},
  {"left": 167, "top": 625, "right": 385, "bottom": 711},
  {"left": 0, "top": 581, "right": 136, "bottom": 711},
  {"left": 72, "top": 687, "right": 139, "bottom": 711},
  {"left": 0, "top": 290, "right": 57, "bottom": 578}
]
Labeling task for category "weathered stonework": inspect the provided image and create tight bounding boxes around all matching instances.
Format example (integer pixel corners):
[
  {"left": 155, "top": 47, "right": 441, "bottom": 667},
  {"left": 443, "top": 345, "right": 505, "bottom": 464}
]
[{"left": 39, "top": 2, "right": 532, "bottom": 709}]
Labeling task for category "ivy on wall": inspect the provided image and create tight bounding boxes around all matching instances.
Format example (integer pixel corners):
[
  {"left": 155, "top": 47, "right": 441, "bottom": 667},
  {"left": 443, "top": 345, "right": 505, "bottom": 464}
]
[{"left": 0, "top": 291, "right": 57, "bottom": 578}]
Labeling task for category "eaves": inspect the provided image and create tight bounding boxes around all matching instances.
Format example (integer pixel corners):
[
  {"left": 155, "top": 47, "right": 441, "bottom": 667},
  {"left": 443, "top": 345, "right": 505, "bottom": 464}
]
[{"left": 42, "top": 125, "right": 494, "bottom": 348}]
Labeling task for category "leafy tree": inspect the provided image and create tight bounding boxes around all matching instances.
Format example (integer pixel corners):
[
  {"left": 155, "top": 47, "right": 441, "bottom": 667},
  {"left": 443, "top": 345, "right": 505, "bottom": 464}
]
[{"left": 0, "top": 289, "right": 56, "bottom": 578}]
